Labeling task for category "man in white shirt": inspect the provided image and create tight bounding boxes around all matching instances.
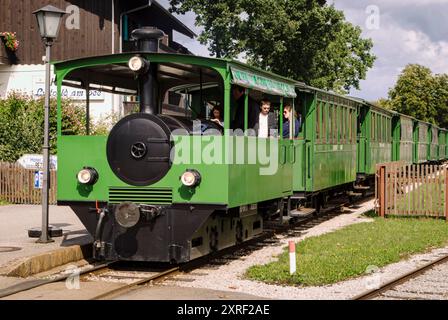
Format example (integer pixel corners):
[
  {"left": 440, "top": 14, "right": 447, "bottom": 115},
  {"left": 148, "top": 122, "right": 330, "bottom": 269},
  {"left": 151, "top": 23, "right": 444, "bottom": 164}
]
[{"left": 258, "top": 99, "right": 271, "bottom": 138}]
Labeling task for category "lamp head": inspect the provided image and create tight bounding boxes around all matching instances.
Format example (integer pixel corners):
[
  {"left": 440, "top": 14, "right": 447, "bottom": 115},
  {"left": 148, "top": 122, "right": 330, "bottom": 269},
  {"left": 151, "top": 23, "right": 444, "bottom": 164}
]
[{"left": 33, "top": 5, "right": 66, "bottom": 42}]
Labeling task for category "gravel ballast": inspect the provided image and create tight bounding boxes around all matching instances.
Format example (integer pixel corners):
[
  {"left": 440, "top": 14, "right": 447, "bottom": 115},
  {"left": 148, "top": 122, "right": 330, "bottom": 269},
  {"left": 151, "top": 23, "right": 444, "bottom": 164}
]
[{"left": 166, "top": 199, "right": 448, "bottom": 300}]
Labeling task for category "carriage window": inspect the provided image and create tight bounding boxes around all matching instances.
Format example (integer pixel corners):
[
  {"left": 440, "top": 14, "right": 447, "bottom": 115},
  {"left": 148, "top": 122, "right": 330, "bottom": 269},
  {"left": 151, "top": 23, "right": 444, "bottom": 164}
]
[
  {"left": 322, "top": 102, "right": 327, "bottom": 143},
  {"left": 327, "top": 103, "right": 332, "bottom": 143},
  {"left": 332, "top": 104, "right": 337, "bottom": 143},
  {"left": 342, "top": 107, "right": 346, "bottom": 144},
  {"left": 316, "top": 101, "right": 321, "bottom": 142},
  {"left": 348, "top": 109, "right": 352, "bottom": 143}
]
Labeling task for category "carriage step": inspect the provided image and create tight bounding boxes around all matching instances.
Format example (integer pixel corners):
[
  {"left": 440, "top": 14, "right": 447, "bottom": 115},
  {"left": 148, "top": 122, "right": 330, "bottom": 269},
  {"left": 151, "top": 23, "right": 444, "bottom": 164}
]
[
  {"left": 289, "top": 208, "right": 316, "bottom": 218},
  {"left": 347, "top": 191, "right": 363, "bottom": 197},
  {"left": 290, "top": 195, "right": 306, "bottom": 200},
  {"left": 353, "top": 185, "right": 370, "bottom": 190}
]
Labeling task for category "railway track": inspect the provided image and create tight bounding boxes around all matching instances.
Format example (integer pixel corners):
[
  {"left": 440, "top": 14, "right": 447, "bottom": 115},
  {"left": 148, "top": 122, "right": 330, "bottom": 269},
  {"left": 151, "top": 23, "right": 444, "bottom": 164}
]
[
  {"left": 353, "top": 254, "right": 448, "bottom": 300},
  {"left": 0, "top": 194, "right": 370, "bottom": 300}
]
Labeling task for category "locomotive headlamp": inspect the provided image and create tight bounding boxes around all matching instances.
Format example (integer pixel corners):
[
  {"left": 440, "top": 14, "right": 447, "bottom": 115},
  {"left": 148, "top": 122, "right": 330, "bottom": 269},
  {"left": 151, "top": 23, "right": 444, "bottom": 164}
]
[
  {"left": 180, "top": 170, "right": 201, "bottom": 187},
  {"left": 128, "top": 56, "right": 148, "bottom": 73},
  {"left": 77, "top": 167, "right": 99, "bottom": 185}
]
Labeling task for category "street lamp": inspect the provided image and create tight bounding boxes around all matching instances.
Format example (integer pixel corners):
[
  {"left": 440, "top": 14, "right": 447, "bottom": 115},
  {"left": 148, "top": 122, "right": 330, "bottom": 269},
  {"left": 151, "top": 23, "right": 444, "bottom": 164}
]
[{"left": 33, "top": 5, "right": 66, "bottom": 243}]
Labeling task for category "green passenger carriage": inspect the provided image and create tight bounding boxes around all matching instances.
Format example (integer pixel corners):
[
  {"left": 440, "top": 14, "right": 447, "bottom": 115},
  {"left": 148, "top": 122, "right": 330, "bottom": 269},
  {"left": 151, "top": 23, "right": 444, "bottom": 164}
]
[
  {"left": 292, "top": 86, "right": 357, "bottom": 197},
  {"left": 441, "top": 129, "right": 448, "bottom": 160},
  {"left": 356, "top": 100, "right": 393, "bottom": 178},
  {"left": 428, "top": 125, "right": 439, "bottom": 161},
  {"left": 414, "top": 121, "right": 430, "bottom": 164},
  {"left": 392, "top": 113, "right": 414, "bottom": 164}
]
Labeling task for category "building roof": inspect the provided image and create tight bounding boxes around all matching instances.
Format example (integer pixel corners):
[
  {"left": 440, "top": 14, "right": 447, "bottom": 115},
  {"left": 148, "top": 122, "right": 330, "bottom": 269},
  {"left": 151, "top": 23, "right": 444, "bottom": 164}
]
[{"left": 129, "top": 0, "right": 197, "bottom": 39}]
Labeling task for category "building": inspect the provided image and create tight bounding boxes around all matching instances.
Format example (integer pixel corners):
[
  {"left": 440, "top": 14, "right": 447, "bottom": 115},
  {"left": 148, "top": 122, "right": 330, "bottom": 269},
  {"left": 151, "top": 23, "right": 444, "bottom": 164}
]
[{"left": 0, "top": 0, "right": 196, "bottom": 118}]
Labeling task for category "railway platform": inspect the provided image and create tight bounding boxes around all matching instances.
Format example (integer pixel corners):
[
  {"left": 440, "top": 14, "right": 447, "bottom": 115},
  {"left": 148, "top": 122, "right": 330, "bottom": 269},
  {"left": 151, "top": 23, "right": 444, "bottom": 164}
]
[{"left": 0, "top": 205, "right": 92, "bottom": 282}]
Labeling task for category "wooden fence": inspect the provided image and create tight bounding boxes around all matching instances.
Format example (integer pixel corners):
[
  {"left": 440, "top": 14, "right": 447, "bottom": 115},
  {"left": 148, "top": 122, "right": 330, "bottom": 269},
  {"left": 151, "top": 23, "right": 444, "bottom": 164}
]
[
  {"left": 375, "top": 162, "right": 448, "bottom": 219},
  {"left": 0, "top": 162, "right": 57, "bottom": 205}
]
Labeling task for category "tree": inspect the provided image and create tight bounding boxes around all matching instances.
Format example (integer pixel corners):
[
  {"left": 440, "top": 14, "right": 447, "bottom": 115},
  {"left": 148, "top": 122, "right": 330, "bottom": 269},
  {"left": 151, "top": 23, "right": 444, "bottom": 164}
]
[
  {"left": 388, "top": 64, "right": 438, "bottom": 124},
  {"left": 169, "top": 0, "right": 376, "bottom": 93},
  {"left": 434, "top": 73, "right": 448, "bottom": 128},
  {"left": 0, "top": 93, "right": 86, "bottom": 162},
  {"left": 372, "top": 98, "right": 392, "bottom": 110},
  {"left": 169, "top": 0, "right": 245, "bottom": 58}
]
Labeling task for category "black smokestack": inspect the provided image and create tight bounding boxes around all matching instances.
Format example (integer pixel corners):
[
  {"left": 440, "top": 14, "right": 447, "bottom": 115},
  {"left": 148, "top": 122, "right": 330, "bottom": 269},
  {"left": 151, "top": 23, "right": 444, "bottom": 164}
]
[
  {"left": 131, "top": 27, "right": 164, "bottom": 114},
  {"left": 131, "top": 27, "right": 164, "bottom": 53}
]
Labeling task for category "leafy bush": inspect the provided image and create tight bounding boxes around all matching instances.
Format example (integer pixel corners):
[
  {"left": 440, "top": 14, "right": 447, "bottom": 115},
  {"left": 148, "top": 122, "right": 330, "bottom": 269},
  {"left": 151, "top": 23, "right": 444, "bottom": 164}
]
[{"left": 0, "top": 92, "right": 86, "bottom": 162}]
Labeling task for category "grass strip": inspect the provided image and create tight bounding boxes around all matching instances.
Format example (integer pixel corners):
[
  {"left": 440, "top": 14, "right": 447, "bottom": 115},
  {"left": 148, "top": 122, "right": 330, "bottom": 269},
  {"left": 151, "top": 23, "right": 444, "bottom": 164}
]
[{"left": 246, "top": 215, "right": 448, "bottom": 286}]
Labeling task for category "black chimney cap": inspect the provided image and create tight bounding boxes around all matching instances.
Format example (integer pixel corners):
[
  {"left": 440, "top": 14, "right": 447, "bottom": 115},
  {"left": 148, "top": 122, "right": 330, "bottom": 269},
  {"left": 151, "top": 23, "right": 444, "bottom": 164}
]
[{"left": 131, "top": 27, "right": 165, "bottom": 41}]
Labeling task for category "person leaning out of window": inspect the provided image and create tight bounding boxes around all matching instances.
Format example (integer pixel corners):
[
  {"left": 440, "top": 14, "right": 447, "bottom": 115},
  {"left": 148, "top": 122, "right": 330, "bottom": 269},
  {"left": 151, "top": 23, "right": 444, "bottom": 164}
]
[{"left": 283, "top": 104, "right": 300, "bottom": 138}]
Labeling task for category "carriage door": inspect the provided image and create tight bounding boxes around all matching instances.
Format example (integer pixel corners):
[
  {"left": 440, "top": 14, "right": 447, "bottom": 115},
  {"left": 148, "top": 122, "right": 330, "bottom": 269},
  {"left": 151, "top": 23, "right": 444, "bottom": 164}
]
[
  {"left": 304, "top": 93, "right": 314, "bottom": 192},
  {"left": 280, "top": 98, "right": 293, "bottom": 195}
]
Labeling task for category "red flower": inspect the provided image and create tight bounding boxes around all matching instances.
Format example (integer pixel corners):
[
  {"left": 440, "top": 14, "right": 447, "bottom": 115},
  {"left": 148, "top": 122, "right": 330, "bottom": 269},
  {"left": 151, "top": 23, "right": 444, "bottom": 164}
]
[{"left": 1, "top": 32, "right": 19, "bottom": 52}]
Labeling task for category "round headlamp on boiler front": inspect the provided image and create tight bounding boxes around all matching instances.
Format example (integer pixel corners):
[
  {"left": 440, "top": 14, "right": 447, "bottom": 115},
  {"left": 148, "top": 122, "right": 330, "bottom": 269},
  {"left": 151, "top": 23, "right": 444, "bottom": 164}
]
[
  {"left": 128, "top": 56, "right": 148, "bottom": 73},
  {"left": 180, "top": 169, "right": 201, "bottom": 188},
  {"left": 77, "top": 167, "right": 99, "bottom": 185}
]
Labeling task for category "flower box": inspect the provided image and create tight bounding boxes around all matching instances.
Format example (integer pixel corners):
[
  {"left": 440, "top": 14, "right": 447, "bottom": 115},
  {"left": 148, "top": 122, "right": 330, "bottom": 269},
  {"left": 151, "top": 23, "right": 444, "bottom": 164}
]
[{"left": 0, "top": 33, "right": 19, "bottom": 64}]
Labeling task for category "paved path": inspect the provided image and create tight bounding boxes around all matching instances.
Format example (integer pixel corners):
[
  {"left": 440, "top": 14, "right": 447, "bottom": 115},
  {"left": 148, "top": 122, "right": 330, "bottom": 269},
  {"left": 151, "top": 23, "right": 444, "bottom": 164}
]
[{"left": 0, "top": 205, "right": 91, "bottom": 269}]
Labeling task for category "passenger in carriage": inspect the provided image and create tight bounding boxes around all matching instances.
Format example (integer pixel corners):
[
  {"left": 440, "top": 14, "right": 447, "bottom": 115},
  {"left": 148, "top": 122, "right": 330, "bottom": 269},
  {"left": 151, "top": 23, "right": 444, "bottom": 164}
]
[
  {"left": 255, "top": 99, "right": 277, "bottom": 138},
  {"left": 283, "top": 104, "right": 300, "bottom": 138},
  {"left": 231, "top": 85, "right": 259, "bottom": 131},
  {"left": 210, "top": 106, "right": 224, "bottom": 127}
]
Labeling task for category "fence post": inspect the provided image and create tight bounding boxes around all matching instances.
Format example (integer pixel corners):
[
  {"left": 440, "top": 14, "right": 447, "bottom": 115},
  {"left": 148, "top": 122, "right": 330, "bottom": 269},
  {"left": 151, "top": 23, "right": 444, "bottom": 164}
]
[{"left": 379, "top": 165, "right": 386, "bottom": 218}]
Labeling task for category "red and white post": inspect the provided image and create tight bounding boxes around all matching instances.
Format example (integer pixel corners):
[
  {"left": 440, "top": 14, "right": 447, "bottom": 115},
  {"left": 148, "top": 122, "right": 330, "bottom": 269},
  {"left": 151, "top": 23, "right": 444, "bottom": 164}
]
[{"left": 289, "top": 241, "right": 296, "bottom": 275}]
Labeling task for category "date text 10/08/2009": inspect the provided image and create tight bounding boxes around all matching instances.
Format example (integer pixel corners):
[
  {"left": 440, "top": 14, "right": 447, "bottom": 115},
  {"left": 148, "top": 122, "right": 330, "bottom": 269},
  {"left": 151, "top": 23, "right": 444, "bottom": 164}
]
[{"left": 177, "top": 304, "right": 271, "bottom": 318}]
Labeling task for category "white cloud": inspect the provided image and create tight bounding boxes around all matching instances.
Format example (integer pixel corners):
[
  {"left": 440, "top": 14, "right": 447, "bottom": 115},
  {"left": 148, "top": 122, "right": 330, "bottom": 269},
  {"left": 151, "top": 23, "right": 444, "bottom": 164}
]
[{"left": 333, "top": 0, "right": 448, "bottom": 100}]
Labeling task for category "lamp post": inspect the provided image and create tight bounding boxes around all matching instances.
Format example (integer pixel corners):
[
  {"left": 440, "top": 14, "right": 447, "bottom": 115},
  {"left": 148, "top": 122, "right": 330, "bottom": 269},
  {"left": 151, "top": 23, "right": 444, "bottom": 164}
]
[{"left": 33, "top": 5, "right": 66, "bottom": 243}]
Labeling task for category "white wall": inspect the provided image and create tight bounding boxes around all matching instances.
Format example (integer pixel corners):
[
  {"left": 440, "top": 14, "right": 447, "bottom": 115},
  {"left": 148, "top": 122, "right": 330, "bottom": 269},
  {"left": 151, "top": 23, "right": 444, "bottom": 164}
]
[{"left": 0, "top": 64, "right": 116, "bottom": 120}]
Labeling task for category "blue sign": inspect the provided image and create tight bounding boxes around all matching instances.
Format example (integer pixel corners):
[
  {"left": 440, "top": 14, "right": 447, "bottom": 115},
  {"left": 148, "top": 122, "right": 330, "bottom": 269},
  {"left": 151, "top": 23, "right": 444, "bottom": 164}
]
[{"left": 34, "top": 171, "right": 43, "bottom": 189}]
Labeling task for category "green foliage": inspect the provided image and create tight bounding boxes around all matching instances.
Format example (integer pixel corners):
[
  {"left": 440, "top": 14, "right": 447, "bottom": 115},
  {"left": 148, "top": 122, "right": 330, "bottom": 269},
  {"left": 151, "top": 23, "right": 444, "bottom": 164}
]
[
  {"left": 380, "top": 64, "right": 448, "bottom": 128},
  {"left": 0, "top": 93, "right": 86, "bottom": 162},
  {"left": 246, "top": 217, "right": 448, "bottom": 286},
  {"left": 434, "top": 74, "right": 448, "bottom": 128},
  {"left": 388, "top": 64, "right": 439, "bottom": 124},
  {"left": 90, "top": 113, "right": 121, "bottom": 136},
  {"left": 169, "top": 0, "right": 376, "bottom": 93},
  {"left": 372, "top": 98, "right": 392, "bottom": 110}
]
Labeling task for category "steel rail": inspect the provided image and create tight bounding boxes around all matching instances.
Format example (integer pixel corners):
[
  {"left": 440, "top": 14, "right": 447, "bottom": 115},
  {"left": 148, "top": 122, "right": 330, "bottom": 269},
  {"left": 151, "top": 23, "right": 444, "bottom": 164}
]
[
  {"left": 90, "top": 267, "right": 180, "bottom": 300},
  {"left": 353, "top": 254, "right": 448, "bottom": 300},
  {"left": 0, "top": 261, "right": 115, "bottom": 299}
]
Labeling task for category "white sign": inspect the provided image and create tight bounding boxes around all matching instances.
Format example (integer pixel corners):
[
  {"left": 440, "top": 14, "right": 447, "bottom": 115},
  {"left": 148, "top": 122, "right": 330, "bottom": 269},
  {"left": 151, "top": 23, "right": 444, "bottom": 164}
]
[
  {"left": 33, "top": 86, "right": 105, "bottom": 101},
  {"left": 34, "top": 171, "right": 43, "bottom": 189},
  {"left": 17, "top": 154, "right": 57, "bottom": 170}
]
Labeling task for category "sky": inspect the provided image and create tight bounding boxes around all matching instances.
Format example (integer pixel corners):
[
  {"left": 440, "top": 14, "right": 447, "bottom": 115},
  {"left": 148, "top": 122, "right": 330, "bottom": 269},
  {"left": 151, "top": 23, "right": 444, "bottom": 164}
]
[{"left": 161, "top": 0, "right": 448, "bottom": 101}]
